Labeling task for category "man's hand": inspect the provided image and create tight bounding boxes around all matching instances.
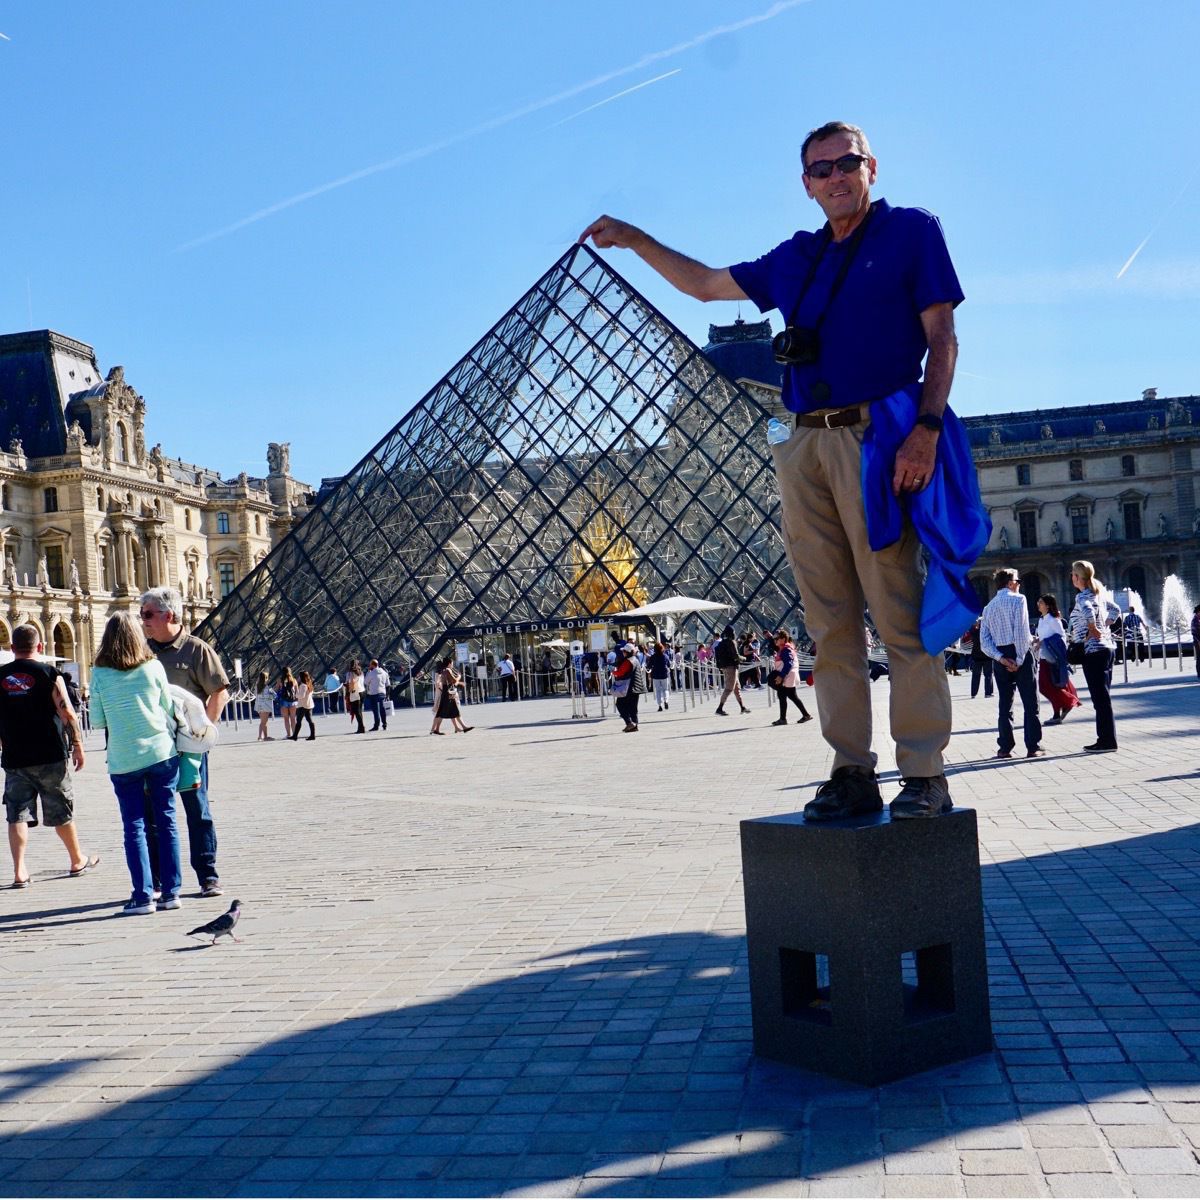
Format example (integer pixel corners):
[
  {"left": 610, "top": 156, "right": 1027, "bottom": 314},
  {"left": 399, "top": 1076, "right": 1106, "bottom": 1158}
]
[
  {"left": 576, "top": 216, "right": 747, "bottom": 302},
  {"left": 578, "top": 215, "right": 645, "bottom": 251},
  {"left": 71, "top": 740, "right": 85, "bottom": 771},
  {"left": 891, "top": 425, "right": 939, "bottom": 497},
  {"left": 1000, "top": 657, "right": 1019, "bottom": 673}
]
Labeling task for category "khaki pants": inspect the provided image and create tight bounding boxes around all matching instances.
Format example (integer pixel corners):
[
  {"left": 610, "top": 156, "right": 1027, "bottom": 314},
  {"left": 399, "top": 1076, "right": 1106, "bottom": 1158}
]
[{"left": 771, "top": 421, "right": 951, "bottom": 778}]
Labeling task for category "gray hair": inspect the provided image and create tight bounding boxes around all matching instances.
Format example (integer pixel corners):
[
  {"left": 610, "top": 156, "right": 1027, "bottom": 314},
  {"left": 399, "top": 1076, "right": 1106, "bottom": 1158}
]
[
  {"left": 140, "top": 586, "right": 184, "bottom": 623},
  {"left": 801, "top": 121, "right": 872, "bottom": 172}
]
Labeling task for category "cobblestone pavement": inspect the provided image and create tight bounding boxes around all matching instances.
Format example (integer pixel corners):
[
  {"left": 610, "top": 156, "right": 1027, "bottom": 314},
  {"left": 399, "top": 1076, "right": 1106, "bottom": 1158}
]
[{"left": 2, "top": 662, "right": 1198, "bottom": 1197}]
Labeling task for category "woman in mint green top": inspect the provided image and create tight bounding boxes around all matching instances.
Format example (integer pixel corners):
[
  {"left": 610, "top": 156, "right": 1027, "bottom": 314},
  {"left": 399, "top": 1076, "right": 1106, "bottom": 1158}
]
[{"left": 89, "top": 613, "right": 182, "bottom": 916}]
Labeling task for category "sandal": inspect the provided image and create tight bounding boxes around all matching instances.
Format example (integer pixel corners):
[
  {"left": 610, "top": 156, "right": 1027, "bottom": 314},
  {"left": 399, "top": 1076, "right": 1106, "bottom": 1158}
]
[
  {"left": 10, "top": 877, "right": 30, "bottom": 889},
  {"left": 69, "top": 855, "right": 100, "bottom": 877}
]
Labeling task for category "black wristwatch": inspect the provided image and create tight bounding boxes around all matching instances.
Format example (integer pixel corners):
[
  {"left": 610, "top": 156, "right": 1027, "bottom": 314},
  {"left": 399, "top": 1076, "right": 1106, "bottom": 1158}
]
[{"left": 915, "top": 413, "right": 944, "bottom": 433}]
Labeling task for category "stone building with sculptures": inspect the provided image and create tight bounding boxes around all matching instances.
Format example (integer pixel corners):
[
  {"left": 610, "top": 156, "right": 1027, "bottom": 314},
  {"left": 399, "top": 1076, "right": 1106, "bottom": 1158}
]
[{"left": 0, "top": 329, "right": 312, "bottom": 681}]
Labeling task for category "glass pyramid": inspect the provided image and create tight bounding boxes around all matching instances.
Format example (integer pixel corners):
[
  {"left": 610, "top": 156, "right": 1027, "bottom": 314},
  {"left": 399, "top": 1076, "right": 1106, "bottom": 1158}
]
[{"left": 198, "top": 245, "right": 802, "bottom": 679}]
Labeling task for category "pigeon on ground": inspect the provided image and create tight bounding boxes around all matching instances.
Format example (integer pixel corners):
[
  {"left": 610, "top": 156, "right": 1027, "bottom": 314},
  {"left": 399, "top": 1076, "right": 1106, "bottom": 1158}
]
[{"left": 186, "top": 899, "right": 242, "bottom": 945}]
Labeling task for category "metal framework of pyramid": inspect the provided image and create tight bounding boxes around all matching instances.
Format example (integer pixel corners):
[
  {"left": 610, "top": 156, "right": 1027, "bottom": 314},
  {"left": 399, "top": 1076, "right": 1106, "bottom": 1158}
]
[{"left": 198, "top": 245, "right": 802, "bottom": 679}]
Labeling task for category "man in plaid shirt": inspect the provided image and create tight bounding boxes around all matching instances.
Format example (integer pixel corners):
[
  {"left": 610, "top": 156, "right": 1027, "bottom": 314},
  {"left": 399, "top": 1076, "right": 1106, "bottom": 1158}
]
[{"left": 979, "top": 568, "right": 1043, "bottom": 759}]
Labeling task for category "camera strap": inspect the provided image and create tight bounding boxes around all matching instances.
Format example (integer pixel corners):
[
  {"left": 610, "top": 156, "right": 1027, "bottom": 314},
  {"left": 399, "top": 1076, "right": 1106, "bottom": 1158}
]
[{"left": 784, "top": 200, "right": 878, "bottom": 332}]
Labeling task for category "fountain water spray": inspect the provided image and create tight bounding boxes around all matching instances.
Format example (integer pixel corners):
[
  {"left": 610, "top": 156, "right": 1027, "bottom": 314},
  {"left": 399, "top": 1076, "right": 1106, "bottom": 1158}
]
[{"left": 1161, "top": 574, "right": 1194, "bottom": 672}]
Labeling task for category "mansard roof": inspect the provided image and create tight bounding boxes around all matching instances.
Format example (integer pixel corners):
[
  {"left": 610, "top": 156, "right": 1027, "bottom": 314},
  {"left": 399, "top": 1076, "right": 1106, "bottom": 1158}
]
[
  {"left": 963, "top": 394, "right": 1200, "bottom": 452},
  {"left": 702, "top": 318, "right": 783, "bottom": 391},
  {"left": 0, "top": 330, "right": 100, "bottom": 459}
]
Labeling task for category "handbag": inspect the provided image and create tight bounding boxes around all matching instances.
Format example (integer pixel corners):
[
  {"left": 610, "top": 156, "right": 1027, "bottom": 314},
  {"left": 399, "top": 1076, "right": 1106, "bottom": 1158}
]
[
  {"left": 1066, "top": 640, "right": 1086, "bottom": 665},
  {"left": 610, "top": 676, "right": 631, "bottom": 698}
]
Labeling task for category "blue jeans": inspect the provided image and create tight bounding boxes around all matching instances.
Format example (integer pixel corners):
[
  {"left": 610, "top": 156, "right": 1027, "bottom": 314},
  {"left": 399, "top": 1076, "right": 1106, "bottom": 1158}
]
[
  {"left": 994, "top": 646, "right": 1041, "bottom": 754},
  {"left": 145, "top": 752, "right": 218, "bottom": 889},
  {"left": 112, "top": 756, "right": 181, "bottom": 904},
  {"left": 367, "top": 694, "right": 387, "bottom": 729}
]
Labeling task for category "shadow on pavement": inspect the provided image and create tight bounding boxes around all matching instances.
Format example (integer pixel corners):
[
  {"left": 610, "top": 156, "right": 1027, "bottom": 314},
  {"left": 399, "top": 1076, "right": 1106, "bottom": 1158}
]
[{"left": 2, "top": 824, "right": 1199, "bottom": 1195}]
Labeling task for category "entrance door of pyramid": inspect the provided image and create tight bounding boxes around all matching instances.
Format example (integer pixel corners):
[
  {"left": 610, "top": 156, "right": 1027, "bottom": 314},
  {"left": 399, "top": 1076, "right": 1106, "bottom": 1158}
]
[{"left": 198, "top": 246, "right": 803, "bottom": 682}]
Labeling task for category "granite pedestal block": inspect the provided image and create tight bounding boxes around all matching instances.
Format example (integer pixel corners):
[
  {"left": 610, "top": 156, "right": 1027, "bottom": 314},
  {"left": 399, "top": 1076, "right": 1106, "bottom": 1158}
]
[{"left": 740, "top": 807, "right": 992, "bottom": 1086}]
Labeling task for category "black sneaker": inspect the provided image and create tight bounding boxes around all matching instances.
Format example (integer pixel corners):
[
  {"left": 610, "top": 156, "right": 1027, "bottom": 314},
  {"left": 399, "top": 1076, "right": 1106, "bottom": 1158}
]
[
  {"left": 889, "top": 775, "right": 953, "bottom": 819},
  {"left": 803, "top": 767, "right": 883, "bottom": 822},
  {"left": 1083, "top": 742, "right": 1118, "bottom": 754}
]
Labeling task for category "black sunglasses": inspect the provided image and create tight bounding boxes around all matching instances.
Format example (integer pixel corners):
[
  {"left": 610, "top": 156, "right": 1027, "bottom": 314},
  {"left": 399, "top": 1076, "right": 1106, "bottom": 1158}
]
[{"left": 805, "top": 153, "right": 869, "bottom": 180}]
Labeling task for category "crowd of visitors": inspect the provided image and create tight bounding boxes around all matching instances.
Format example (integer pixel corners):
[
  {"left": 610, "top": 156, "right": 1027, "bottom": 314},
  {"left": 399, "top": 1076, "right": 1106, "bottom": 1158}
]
[{"left": 974, "top": 559, "right": 1122, "bottom": 758}]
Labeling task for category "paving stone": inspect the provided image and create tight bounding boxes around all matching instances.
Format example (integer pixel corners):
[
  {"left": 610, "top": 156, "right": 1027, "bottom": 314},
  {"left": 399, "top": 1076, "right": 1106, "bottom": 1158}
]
[
  {"left": 1114, "top": 1148, "right": 1200, "bottom": 1175},
  {"left": 1036, "top": 1148, "right": 1113, "bottom": 1174}
]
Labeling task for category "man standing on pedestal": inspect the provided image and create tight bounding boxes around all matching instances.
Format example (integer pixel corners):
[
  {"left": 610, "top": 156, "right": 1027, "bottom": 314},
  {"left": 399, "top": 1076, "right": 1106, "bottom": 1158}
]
[{"left": 580, "top": 120, "right": 982, "bottom": 818}]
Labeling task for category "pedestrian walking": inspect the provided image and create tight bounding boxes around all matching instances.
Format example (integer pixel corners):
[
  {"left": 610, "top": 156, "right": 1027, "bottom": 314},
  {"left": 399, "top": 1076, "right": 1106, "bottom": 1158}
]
[
  {"left": 1068, "top": 560, "right": 1120, "bottom": 753},
  {"left": 278, "top": 668, "right": 298, "bottom": 739},
  {"left": 1192, "top": 606, "right": 1200, "bottom": 679},
  {"left": 140, "top": 586, "right": 229, "bottom": 899},
  {"left": 89, "top": 612, "right": 182, "bottom": 915},
  {"left": 714, "top": 626, "right": 750, "bottom": 716},
  {"left": 498, "top": 654, "right": 518, "bottom": 701},
  {"left": 612, "top": 644, "right": 644, "bottom": 732},
  {"left": 980, "top": 568, "right": 1043, "bottom": 759},
  {"left": 1034, "top": 595, "right": 1079, "bottom": 724},
  {"left": 1, "top": 623, "right": 96, "bottom": 889},
  {"left": 431, "top": 659, "right": 471, "bottom": 735},
  {"left": 364, "top": 659, "right": 390, "bottom": 730},
  {"left": 770, "top": 630, "right": 814, "bottom": 726},
  {"left": 323, "top": 668, "right": 342, "bottom": 714},
  {"left": 581, "top": 117, "right": 983, "bottom": 819},
  {"left": 649, "top": 641, "right": 672, "bottom": 711},
  {"left": 253, "top": 671, "right": 276, "bottom": 741},
  {"left": 291, "top": 671, "right": 317, "bottom": 740},
  {"left": 346, "top": 660, "right": 366, "bottom": 733},
  {"left": 967, "top": 618, "right": 994, "bottom": 699}
]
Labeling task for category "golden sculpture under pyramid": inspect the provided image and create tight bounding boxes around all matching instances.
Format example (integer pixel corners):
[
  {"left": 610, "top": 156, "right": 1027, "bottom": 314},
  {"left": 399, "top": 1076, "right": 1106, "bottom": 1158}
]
[{"left": 565, "top": 500, "right": 649, "bottom": 617}]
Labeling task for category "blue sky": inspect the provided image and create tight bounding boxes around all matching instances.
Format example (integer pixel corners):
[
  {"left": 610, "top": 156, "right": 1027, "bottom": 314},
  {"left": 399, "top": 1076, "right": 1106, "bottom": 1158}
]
[{"left": 2, "top": 1, "right": 1197, "bottom": 486}]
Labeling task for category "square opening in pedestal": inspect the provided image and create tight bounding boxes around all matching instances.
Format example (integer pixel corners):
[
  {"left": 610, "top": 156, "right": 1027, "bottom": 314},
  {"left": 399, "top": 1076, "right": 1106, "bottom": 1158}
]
[
  {"left": 779, "top": 948, "right": 832, "bottom": 1025},
  {"left": 901, "top": 944, "right": 956, "bottom": 1023}
]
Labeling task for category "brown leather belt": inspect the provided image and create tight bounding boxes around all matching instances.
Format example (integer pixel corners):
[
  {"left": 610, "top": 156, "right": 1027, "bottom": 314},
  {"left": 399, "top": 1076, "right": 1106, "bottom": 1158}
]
[{"left": 795, "top": 405, "right": 864, "bottom": 430}]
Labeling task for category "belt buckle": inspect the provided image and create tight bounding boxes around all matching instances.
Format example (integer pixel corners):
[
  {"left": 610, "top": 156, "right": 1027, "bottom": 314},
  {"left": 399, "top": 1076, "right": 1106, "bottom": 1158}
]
[{"left": 823, "top": 411, "right": 836, "bottom": 429}]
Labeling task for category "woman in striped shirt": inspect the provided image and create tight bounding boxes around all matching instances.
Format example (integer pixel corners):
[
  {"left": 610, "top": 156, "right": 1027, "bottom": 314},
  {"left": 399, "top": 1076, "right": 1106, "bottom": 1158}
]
[{"left": 1068, "top": 559, "right": 1121, "bottom": 753}]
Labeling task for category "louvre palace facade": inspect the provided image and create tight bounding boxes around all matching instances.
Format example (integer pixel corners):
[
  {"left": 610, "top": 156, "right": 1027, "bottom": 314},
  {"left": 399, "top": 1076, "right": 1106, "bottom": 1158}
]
[{"left": 0, "top": 330, "right": 313, "bottom": 679}]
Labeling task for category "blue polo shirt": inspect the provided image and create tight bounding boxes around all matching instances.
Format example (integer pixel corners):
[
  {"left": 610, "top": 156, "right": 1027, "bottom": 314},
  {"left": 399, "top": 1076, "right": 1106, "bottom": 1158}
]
[{"left": 729, "top": 198, "right": 964, "bottom": 415}]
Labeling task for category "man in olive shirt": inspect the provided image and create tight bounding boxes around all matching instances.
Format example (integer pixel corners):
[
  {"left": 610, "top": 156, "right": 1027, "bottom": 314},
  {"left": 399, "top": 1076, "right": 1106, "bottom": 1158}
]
[
  {"left": 140, "top": 586, "right": 229, "bottom": 897},
  {"left": 1, "top": 623, "right": 96, "bottom": 887}
]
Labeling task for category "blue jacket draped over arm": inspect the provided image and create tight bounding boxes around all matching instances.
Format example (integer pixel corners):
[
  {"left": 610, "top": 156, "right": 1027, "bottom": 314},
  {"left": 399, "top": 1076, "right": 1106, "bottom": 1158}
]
[{"left": 860, "top": 385, "right": 992, "bottom": 656}]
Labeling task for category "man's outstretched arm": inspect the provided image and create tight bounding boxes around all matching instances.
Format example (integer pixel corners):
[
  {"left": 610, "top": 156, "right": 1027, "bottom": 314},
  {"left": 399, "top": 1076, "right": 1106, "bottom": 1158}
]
[{"left": 578, "top": 216, "right": 747, "bottom": 303}]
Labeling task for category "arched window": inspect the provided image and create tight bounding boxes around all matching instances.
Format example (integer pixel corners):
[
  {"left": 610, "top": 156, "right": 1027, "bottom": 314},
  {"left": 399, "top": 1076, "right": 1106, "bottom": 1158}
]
[
  {"left": 184, "top": 509, "right": 192, "bottom": 531},
  {"left": 53, "top": 623, "right": 74, "bottom": 664},
  {"left": 254, "top": 514, "right": 261, "bottom": 535},
  {"left": 117, "top": 423, "right": 130, "bottom": 463},
  {"left": 1126, "top": 565, "right": 1148, "bottom": 602},
  {"left": 97, "top": 487, "right": 104, "bottom": 511}
]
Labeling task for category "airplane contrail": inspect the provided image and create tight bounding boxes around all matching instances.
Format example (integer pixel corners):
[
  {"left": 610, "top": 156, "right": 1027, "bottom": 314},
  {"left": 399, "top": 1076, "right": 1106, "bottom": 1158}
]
[
  {"left": 175, "top": 0, "right": 810, "bottom": 252},
  {"left": 0, "top": 32, "right": 11, "bottom": 40},
  {"left": 1116, "top": 165, "right": 1200, "bottom": 279},
  {"left": 550, "top": 69, "right": 681, "bottom": 128}
]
